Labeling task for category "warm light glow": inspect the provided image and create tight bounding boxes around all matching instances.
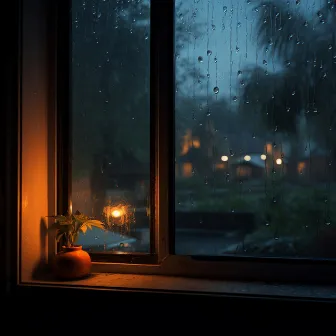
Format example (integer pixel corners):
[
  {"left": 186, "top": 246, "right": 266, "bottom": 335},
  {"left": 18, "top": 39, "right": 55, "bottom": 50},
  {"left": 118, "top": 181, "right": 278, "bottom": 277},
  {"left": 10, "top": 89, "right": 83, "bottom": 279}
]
[
  {"left": 266, "top": 143, "right": 272, "bottom": 154},
  {"left": 69, "top": 201, "right": 72, "bottom": 215},
  {"left": 244, "top": 155, "right": 251, "bottom": 161},
  {"left": 112, "top": 209, "right": 122, "bottom": 218},
  {"left": 221, "top": 155, "right": 229, "bottom": 162},
  {"left": 183, "top": 162, "right": 193, "bottom": 177},
  {"left": 103, "top": 202, "right": 135, "bottom": 230},
  {"left": 276, "top": 158, "right": 282, "bottom": 165},
  {"left": 180, "top": 129, "right": 192, "bottom": 155},
  {"left": 298, "top": 161, "right": 306, "bottom": 174},
  {"left": 237, "top": 166, "right": 252, "bottom": 177},
  {"left": 260, "top": 154, "right": 267, "bottom": 160},
  {"left": 192, "top": 139, "right": 200, "bottom": 148}
]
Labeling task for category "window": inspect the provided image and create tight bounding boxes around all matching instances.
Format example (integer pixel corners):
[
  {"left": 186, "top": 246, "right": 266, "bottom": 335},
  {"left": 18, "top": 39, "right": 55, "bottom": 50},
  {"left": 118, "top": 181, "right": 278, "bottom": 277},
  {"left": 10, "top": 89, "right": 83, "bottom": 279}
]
[
  {"left": 15, "top": 0, "right": 336, "bottom": 286},
  {"left": 71, "top": 0, "right": 151, "bottom": 253},
  {"left": 174, "top": 0, "right": 336, "bottom": 260}
]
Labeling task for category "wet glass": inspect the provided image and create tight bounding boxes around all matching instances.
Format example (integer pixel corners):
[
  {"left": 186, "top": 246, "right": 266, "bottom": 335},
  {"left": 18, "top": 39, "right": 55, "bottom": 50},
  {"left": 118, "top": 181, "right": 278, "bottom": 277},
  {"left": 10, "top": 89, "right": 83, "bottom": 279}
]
[
  {"left": 71, "top": 0, "right": 150, "bottom": 253},
  {"left": 175, "top": 0, "right": 336, "bottom": 258}
]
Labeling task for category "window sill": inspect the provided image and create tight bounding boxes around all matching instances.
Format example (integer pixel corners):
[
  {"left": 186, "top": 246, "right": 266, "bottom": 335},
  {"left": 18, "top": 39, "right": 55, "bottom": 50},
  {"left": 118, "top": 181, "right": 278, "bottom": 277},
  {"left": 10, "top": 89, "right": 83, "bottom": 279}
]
[{"left": 21, "top": 272, "right": 336, "bottom": 301}]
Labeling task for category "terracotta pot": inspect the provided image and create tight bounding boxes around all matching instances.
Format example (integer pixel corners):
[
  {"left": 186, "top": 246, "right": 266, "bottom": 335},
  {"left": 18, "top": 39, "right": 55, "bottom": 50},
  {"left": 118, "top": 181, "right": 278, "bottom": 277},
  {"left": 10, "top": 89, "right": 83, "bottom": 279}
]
[{"left": 53, "top": 245, "right": 91, "bottom": 280}]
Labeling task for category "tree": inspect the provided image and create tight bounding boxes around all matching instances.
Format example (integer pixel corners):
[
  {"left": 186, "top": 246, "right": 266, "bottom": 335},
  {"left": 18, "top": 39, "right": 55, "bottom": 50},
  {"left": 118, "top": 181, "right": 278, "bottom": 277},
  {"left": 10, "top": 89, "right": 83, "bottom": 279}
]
[
  {"left": 72, "top": 0, "right": 205, "bottom": 179},
  {"left": 240, "top": 0, "right": 336, "bottom": 179},
  {"left": 72, "top": 0, "right": 151, "bottom": 178}
]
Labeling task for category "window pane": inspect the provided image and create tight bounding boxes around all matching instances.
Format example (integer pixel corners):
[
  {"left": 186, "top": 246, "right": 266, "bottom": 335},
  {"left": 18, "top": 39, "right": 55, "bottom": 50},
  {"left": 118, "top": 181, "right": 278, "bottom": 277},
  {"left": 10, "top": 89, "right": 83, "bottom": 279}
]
[
  {"left": 71, "top": 0, "right": 150, "bottom": 253},
  {"left": 175, "top": 0, "right": 336, "bottom": 258}
]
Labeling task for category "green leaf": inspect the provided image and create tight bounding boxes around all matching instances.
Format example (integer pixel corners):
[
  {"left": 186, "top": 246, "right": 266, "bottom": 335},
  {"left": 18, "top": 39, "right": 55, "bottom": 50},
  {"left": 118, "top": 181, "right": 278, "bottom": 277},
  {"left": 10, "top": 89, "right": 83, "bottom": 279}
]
[
  {"left": 74, "top": 213, "right": 89, "bottom": 222},
  {"left": 47, "top": 215, "right": 67, "bottom": 222},
  {"left": 59, "top": 220, "right": 74, "bottom": 225},
  {"left": 80, "top": 224, "right": 87, "bottom": 234},
  {"left": 84, "top": 220, "right": 105, "bottom": 230},
  {"left": 56, "top": 232, "right": 65, "bottom": 242}
]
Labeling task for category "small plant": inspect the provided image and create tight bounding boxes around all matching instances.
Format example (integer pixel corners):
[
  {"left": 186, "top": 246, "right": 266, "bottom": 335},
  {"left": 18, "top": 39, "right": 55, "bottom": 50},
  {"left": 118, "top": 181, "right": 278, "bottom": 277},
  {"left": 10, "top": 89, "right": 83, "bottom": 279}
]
[{"left": 48, "top": 210, "right": 105, "bottom": 248}]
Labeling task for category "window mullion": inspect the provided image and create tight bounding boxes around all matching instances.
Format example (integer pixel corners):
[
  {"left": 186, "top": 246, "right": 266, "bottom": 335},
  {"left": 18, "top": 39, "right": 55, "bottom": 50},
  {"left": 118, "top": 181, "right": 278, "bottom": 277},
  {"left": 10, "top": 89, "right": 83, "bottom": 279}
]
[{"left": 151, "top": 0, "right": 175, "bottom": 261}]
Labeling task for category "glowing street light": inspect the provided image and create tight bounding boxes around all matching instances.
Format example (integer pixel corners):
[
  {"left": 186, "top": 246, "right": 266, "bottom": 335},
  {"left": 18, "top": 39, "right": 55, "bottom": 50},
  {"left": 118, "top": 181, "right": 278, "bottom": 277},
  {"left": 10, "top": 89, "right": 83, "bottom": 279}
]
[
  {"left": 244, "top": 155, "right": 251, "bottom": 161},
  {"left": 221, "top": 155, "right": 229, "bottom": 162},
  {"left": 111, "top": 209, "right": 122, "bottom": 218},
  {"left": 260, "top": 154, "right": 267, "bottom": 160},
  {"left": 276, "top": 158, "right": 282, "bottom": 165}
]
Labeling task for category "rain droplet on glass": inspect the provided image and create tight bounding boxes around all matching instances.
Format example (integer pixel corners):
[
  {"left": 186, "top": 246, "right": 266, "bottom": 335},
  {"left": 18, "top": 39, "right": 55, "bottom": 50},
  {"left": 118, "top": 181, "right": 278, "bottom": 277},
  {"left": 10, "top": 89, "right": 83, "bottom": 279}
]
[{"left": 213, "top": 87, "right": 219, "bottom": 94}]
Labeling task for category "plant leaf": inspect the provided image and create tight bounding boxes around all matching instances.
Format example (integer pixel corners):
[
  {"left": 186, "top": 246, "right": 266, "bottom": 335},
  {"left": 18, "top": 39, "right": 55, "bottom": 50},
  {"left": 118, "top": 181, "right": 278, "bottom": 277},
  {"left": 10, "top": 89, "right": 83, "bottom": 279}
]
[
  {"left": 56, "top": 232, "right": 65, "bottom": 242},
  {"left": 59, "top": 220, "right": 74, "bottom": 225},
  {"left": 80, "top": 224, "right": 87, "bottom": 234},
  {"left": 73, "top": 213, "right": 89, "bottom": 223},
  {"left": 47, "top": 215, "right": 67, "bottom": 221},
  {"left": 49, "top": 221, "right": 61, "bottom": 230},
  {"left": 84, "top": 220, "right": 105, "bottom": 230}
]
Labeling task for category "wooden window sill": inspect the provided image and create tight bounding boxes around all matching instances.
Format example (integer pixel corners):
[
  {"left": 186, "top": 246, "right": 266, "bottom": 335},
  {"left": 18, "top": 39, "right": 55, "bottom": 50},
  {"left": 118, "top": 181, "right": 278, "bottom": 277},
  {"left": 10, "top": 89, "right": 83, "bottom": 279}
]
[{"left": 21, "top": 273, "right": 336, "bottom": 300}]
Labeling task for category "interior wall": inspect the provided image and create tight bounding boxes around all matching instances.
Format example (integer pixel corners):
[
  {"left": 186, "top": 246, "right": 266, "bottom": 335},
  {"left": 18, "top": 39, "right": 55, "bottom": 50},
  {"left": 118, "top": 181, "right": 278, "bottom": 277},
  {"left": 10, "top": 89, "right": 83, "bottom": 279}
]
[{"left": 20, "top": 0, "right": 56, "bottom": 282}]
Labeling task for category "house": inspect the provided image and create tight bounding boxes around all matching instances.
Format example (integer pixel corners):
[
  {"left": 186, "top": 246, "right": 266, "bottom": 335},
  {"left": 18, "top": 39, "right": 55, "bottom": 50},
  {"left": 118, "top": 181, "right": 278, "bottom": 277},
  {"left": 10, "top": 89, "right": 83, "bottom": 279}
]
[
  {"left": 175, "top": 124, "right": 286, "bottom": 181},
  {"left": 296, "top": 148, "right": 332, "bottom": 182},
  {"left": 230, "top": 154, "right": 266, "bottom": 180},
  {"left": 90, "top": 149, "right": 149, "bottom": 217}
]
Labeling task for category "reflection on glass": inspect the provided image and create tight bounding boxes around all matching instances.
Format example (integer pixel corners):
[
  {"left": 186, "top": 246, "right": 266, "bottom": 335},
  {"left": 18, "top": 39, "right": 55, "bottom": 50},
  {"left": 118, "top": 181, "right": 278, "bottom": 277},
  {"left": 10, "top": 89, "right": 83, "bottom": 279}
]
[
  {"left": 175, "top": 0, "right": 336, "bottom": 258},
  {"left": 71, "top": 0, "right": 150, "bottom": 253}
]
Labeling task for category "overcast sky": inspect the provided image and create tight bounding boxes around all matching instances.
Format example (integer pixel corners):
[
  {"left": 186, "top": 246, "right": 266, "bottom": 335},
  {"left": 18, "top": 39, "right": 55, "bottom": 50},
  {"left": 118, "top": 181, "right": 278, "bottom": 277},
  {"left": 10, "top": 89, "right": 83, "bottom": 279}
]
[{"left": 177, "top": 0, "right": 324, "bottom": 102}]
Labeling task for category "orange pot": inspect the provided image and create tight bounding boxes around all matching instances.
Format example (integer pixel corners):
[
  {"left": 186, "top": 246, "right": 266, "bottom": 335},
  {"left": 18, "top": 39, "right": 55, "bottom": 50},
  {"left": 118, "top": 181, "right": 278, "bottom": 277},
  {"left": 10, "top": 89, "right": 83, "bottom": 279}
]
[{"left": 53, "top": 245, "right": 91, "bottom": 280}]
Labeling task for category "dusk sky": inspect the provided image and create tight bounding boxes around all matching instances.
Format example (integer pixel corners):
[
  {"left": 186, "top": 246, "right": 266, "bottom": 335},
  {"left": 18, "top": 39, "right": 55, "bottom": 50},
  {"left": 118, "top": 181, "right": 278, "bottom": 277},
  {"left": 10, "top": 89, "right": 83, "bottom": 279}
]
[{"left": 177, "top": 0, "right": 323, "bottom": 102}]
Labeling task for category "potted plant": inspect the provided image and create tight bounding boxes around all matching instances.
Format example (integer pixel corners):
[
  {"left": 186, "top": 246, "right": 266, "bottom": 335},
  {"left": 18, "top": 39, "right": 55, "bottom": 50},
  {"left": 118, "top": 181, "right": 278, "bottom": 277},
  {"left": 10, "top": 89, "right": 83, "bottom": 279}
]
[{"left": 48, "top": 210, "right": 105, "bottom": 280}]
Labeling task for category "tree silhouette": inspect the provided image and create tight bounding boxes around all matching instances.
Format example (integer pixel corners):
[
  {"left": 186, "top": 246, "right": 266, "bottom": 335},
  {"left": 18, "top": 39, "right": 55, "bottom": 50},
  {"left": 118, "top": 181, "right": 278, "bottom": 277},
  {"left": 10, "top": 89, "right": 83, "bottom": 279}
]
[
  {"left": 240, "top": 0, "right": 336, "bottom": 179},
  {"left": 72, "top": 0, "right": 205, "bottom": 179}
]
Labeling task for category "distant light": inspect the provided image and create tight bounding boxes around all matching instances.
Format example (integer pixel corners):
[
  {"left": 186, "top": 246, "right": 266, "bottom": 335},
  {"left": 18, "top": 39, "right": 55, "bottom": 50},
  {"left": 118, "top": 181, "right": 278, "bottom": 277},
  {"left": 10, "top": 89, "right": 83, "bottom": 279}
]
[
  {"left": 276, "top": 158, "right": 282, "bottom": 165},
  {"left": 221, "top": 155, "right": 229, "bottom": 162},
  {"left": 112, "top": 209, "right": 122, "bottom": 218},
  {"left": 260, "top": 154, "right": 267, "bottom": 160},
  {"left": 244, "top": 155, "right": 251, "bottom": 161}
]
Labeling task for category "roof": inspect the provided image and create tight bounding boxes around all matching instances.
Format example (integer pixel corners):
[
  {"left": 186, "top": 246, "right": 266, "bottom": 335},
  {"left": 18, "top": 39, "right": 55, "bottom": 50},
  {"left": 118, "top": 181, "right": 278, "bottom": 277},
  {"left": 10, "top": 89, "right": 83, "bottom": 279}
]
[
  {"left": 230, "top": 154, "right": 266, "bottom": 168},
  {"left": 178, "top": 147, "right": 202, "bottom": 163},
  {"left": 224, "top": 133, "right": 267, "bottom": 154},
  {"left": 93, "top": 148, "right": 148, "bottom": 176},
  {"left": 231, "top": 154, "right": 288, "bottom": 167}
]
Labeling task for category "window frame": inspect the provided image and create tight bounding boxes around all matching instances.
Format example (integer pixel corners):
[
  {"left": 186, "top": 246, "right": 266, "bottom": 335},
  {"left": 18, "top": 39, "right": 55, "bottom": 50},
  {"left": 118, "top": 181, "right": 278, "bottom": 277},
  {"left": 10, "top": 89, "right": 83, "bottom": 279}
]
[{"left": 6, "top": 0, "right": 336, "bottom": 290}]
